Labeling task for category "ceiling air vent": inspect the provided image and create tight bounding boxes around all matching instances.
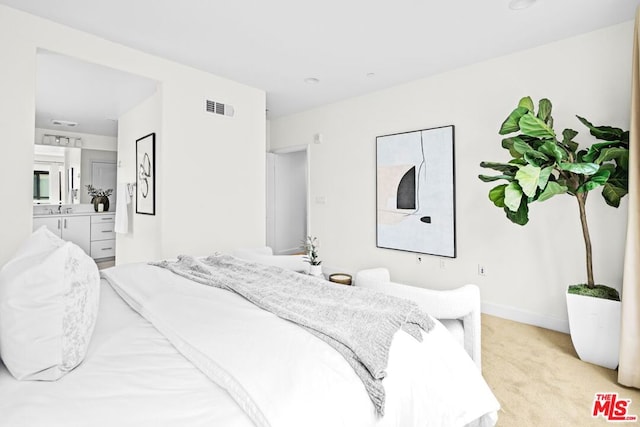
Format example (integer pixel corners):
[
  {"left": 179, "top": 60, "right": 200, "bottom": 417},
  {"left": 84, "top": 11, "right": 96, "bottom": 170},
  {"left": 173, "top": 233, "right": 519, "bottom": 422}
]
[
  {"left": 206, "top": 100, "right": 235, "bottom": 117},
  {"left": 51, "top": 119, "right": 78, "bottom": 127}
]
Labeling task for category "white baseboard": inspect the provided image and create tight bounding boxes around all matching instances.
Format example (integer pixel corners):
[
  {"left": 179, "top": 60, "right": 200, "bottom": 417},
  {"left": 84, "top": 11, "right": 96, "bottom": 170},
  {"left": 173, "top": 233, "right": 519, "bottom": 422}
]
[{"left": 481, "top": 301, "right": 570, "bottom": 334}]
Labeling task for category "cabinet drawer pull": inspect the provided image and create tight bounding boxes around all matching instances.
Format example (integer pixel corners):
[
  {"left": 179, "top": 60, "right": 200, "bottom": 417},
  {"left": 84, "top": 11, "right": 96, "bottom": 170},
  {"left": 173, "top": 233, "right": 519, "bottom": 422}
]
[
  {"left": 57, "top": 219, "right": 61, "bottom": 229},
  {"left": 64, "top": 219, "right": 67, "bottom": 229},
  {"left": 101, "top": 230, "right": 112, "bottom": 233},
  {"left": 102, "top": 247, "right": 113, "bottom": 251},
  {"left": 102, "top": 217, "right": 112, "bottom": 220}
]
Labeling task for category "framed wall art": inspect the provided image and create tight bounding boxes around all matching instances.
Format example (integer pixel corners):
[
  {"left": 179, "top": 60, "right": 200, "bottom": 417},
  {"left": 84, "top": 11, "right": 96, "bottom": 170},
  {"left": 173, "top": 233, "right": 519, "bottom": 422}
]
[
  {"left": 136, "top": 132, "right": 156, "bottom": 215},
  {"left": 376, "top": 125, "right": 456, "bottom": 257}
]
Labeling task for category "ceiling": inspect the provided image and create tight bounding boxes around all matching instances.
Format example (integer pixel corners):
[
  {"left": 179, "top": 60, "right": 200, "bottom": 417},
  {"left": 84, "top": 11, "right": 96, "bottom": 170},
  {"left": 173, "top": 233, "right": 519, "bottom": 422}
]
[
  {"left": 2, "top": 0, "right": 637, "bottom": 135},
  {"left": 36, "top": 50, "right": 158, "bottom": 137}
]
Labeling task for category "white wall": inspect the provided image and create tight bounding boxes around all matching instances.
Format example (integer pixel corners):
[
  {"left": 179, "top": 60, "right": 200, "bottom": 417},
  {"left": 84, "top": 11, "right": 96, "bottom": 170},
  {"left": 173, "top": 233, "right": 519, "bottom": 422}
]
[
  {"left": 116, "top": 90, "right": 162, "bottom": 264},
  {"left": 0, "top": 5, "right": 266, "bottom": 266},
  {"left": 270, "top": 22, "right": 633, "bottom": 332}
]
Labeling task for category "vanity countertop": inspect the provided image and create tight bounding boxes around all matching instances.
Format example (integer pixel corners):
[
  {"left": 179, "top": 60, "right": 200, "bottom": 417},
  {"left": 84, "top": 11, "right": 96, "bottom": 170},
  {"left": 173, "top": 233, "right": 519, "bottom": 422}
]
[{"left": 33, "top": 211, "right": 115, "bottom": 218}]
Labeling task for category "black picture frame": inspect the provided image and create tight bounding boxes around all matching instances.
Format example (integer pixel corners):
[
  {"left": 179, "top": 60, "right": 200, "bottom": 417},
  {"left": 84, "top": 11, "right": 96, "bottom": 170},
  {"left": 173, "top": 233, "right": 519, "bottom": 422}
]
[{"left": 136, "top": 132, "right": 156, "bottom": 215}]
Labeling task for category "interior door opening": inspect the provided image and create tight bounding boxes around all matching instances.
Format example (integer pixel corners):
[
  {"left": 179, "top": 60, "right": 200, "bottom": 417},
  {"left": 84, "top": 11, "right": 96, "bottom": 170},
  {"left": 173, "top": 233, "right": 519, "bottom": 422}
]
[{"left": 266, "top": 146, "right": 309, "bottom": 255}]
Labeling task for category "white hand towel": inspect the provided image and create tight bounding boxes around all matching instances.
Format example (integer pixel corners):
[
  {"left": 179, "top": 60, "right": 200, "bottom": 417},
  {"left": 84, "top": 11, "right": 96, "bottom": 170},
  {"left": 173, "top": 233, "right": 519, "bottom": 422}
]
[{"left": 114, "top": 183, "right": 131, "bottom": 234}]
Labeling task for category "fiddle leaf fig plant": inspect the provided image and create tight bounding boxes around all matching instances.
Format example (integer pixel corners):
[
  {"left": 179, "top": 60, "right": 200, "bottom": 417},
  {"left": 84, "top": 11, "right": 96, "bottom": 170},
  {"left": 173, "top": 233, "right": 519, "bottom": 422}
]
[{"left": 479, "top": 97, "right": 629, "bottom": 300}]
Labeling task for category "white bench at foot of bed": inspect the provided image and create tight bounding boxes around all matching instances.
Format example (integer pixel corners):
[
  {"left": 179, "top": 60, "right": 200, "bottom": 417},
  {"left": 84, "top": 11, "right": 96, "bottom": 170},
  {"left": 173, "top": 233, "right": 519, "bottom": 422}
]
[{"left": 354, "top": 268, "right": 482, "bottom": 370}]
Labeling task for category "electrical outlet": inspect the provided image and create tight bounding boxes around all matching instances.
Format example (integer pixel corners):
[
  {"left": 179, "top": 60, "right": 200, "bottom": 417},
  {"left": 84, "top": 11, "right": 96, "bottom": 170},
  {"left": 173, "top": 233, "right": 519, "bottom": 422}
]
[
  {"left": 478, "top": 264, "right": 486, "bottom": 276},
  {"left": 439, "top": 259, "right": 446, "bottom": 269}
]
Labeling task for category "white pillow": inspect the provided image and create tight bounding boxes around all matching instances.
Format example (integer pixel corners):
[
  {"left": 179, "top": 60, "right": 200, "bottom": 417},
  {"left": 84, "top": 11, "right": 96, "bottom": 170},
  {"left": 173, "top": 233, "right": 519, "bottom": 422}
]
[{"left": 0, "top": 227, "right": 100, "bottom": 380}]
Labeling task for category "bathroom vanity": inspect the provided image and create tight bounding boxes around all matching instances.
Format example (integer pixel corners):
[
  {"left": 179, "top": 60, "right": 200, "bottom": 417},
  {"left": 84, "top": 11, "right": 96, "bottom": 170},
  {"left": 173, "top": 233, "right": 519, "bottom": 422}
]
[{"left": 33, "top": 212, "right": 115, "bottom": 260}]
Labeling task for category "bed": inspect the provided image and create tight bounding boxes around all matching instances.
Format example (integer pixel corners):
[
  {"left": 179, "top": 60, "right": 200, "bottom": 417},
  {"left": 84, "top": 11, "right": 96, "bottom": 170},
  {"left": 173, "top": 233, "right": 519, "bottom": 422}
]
[{"left": 0, "top": 231, "right": 500, "bottom": 427}]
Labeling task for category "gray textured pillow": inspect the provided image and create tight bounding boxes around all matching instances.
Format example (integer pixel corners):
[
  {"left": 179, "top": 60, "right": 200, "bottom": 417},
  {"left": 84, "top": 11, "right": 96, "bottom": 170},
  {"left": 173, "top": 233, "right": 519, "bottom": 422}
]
[{"left": 0, "top": 227, "right": 100, "bottom": 380}]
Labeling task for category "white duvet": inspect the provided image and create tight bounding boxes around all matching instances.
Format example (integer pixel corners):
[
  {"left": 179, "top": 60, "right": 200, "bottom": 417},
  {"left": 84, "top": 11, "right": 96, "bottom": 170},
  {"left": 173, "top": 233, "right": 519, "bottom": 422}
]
[{"left": 0, "top": 262, "right": 499, "bottom": 427}]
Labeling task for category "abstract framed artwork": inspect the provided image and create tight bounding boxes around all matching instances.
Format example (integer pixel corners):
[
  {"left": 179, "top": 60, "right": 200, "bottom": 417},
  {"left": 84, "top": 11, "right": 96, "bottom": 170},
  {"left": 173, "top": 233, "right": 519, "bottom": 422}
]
[
  {"left": 376, "top": 125, "right": 456, "bottom": 257},
  {"left": 136, "top": 132, "right": 156, "bottom": 215}
]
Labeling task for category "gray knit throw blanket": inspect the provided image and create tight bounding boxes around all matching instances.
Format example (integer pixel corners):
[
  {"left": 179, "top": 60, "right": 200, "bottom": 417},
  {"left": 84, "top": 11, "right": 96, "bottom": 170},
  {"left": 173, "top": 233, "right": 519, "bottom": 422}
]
[{"left": 152, "top": 255, "right": 434, "bottom": 416}]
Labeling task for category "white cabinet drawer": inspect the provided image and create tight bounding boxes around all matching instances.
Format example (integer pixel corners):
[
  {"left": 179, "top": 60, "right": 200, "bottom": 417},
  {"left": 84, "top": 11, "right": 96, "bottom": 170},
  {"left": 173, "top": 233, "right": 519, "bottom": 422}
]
[
  {"left": 92, "top": 214, "right": 115, "bottom": 224},
  {"left": 91, "top": 239, "right": 115, "bottom": 259},
  {"left": 91, "top": 222, "right": 115, "bottom": 241}
]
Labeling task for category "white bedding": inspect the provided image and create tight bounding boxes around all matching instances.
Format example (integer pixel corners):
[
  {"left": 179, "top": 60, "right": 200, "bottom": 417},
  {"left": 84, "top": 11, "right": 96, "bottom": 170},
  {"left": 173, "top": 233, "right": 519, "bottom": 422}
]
[
  {"left": 0, "top": 279, "right": 254, "bottom": 427},
  {"left": 0, "top": 262, "right": 499, "bottom": 427}
]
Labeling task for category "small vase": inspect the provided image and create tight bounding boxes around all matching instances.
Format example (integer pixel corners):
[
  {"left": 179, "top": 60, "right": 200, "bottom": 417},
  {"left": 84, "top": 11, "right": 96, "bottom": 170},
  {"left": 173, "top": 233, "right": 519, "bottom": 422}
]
[
  {"left": 309, "top": 264, "right": 323, "bottom": 277},
  {"left": 93, "top": 196, "right": 110, "bottom": 212}
]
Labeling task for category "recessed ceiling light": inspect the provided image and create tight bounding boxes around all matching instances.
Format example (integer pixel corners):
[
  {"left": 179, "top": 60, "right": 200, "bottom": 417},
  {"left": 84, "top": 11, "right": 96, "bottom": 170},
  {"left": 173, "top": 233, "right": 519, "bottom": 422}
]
[
  {"left": 304, "top": 77, "right": 320, "bottom": 84},
  {"left": 509, "top": 0, "right": 536, "bottom": 10}
]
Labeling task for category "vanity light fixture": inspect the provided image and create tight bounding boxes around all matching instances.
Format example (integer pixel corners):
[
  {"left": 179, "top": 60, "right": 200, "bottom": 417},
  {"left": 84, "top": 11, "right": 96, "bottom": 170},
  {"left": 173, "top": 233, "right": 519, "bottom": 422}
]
[
  {"left": 41, "top": 134, "right": 82, "bottom": 147},
  {"left": 509, "top": 0, "right": 536, "bottom": 10}
]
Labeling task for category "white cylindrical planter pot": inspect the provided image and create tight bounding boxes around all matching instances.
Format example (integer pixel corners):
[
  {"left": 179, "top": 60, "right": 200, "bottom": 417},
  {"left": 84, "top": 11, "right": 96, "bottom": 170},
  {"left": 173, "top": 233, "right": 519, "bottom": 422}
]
[
  {"left": 309, "top": 264, "right": 323, "bottom": 277},
  {"left": 566, "top": 293, "right": 621, "bottom": 369}
]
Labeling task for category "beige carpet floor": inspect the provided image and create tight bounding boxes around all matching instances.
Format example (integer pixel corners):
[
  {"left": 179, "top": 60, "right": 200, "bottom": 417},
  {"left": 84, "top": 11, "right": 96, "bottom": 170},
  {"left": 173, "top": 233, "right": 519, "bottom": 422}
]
[{"left": 482, "top": 314, "right": 639, "bottom": 426}]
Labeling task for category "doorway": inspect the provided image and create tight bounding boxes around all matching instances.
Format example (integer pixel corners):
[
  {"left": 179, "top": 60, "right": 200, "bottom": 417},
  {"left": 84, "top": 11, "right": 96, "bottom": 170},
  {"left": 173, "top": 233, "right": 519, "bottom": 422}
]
[{"left": 266, "top": 146, "right": 309, "bottom": 255}]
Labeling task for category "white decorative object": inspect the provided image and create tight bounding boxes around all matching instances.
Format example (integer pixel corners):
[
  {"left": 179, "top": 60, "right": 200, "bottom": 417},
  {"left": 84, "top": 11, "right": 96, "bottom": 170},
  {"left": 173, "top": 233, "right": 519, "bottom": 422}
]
[
  {"left": 355, "top": 267, "right": 482, "bottom": 368},
  {"left": 98, "top": 203, "right": 104, "bottom": 212},
  {"left": 566, "top": 292, "right": 621, "bottom": 369},
  {"left": 309, "top": 264, "right": 323, "bottom": 277},
  {"left": 0, "top": 227, "right": 100, "bottom": 380}
]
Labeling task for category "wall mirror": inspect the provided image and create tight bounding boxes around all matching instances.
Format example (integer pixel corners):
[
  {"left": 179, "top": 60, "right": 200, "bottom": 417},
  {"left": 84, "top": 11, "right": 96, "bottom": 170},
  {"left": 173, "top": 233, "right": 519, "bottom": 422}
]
[{"left": 33, "top": 143, "right": 81, "bottom": 205}]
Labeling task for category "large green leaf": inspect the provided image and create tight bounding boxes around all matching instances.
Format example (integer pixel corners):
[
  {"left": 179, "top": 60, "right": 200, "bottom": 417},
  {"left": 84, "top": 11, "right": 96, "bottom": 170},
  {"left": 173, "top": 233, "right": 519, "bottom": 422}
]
[
  {"left": 512, "top": 137, "right": 533, "bottom": 155},
  {"left": 523, "top": 152, "right": 546, "bottom": 168},
  {"left": 538, "top": 140, "right": 565, "bottom": 163},
  {"left": 537, "top": 181, "right": 568, "bottom": 202},
  {"left": 583, "top": 141, "right": 618, "bottom": 162},
  {"left": 602, "top": 183, "right": 627, "bottom": 207},
  {"left": 499, "top": 107, "right": 529, "bottom": 135},
  {"left": 537, "top": 98, "right": 552, "bottom": 122},
  {"left": 511, "top": 138, "right": 549, "bottom": 166},
  {"left": 577, "top": 168, "right": 610, "bottom": 193},
  {"left": 479, "top": 161, "right": 519, "bottom": 174},
  {"left": 504, "top": 198, "right": 529, "bottom": 225},
  {"left": 519, "top": 113, "right": 556, "bottom": 139},
  {"left": 561, "top": 128, "right": 579, "bottom": 153},
  {"left": 504, "top": 182, "right": 523, "bottom": 212},
  {"left": 558, "top": 162, "right": 599, "bottom": 175},
  {"left": 538, "top": 166, "right": 554, "bottom": 189},
  {"left": 600, "top": 169, "right": 629, "bottom": 207},
  {"left": 595, "top": 147, "right": 629, "bottom": 169},
  {"left": 577, "top": 116, "right": 627, "bottom": 142},
  {"left": 515, "top": 164, "right": 541, "bottom": 197},
  {"left": 478, "top": 174, "right": 514, "bottom": 183},
  {"left": 489, "top": 184, "right": 507, "bottom": 207},
  {"left": 518, "top": 96, "right": 534, "bottom": 112},
  {"left": 501, "top": 137, "right": 523, "bottom": 158}
]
